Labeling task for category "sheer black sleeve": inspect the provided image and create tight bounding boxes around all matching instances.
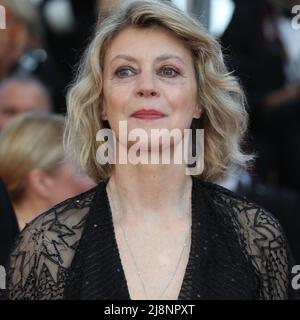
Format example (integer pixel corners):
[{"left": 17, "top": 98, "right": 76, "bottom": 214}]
[
  {"left": 211, "top": 183, "right": 299, "bottom": 299},
  {"left": 7, "top": 188, "right": 96, "bottom": 300}
]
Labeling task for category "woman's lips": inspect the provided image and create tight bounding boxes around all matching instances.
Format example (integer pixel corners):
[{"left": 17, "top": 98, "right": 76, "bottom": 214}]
[{"left": 131, "top": 109, "right": 166, "bottom": 120}]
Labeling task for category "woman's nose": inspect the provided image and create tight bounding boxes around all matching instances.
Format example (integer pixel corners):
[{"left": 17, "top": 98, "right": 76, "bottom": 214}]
[
  {"left": 135, "top": 73, "right": 160, "bottom": 98},
  {"left": 136, "top": 89, "right": 159, "bottom": 97}
]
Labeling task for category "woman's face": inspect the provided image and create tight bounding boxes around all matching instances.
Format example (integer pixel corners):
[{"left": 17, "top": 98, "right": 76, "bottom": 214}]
[{"left": 102, "top": 26, "right": 201, "bottom": 149}]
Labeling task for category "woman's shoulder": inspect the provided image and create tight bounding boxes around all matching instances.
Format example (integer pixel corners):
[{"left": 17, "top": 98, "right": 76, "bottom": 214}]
[
  {"left": 15, "top": 184, "right": 99, "bottom": 253},
  {"left": 200, "top": 179, "right": 285, "bottom": 250},
  {"left": 199, "top": 179, "right": 297, "bottom": 299},
  {"left": 200, "top": 179, "right": 280, "bottom": 226},
  {"left": 27, "top": 183, "right": 98, "bottom": 228},
  {"left": 7, "top": 184, "right": 100, "bottom": 299}
]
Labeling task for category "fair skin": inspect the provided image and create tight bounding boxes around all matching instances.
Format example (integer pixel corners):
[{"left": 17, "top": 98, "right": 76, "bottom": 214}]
[
  {"left": 102, "top": 26, "right": 202, "bottom": 299},
  {"left": 14, "top": 162, "right": 96, "bottom": 230},
  {"left": 0, "top": 81, "right": 51, "bottom": 130}
]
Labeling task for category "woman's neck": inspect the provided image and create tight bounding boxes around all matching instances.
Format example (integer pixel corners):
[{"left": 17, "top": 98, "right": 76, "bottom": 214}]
[{"left": 107, "top": 163, "right": 192, "bottom": 227}]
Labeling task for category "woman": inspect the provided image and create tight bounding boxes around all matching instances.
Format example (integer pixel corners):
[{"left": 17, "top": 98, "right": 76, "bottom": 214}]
[
  {"left": 7, "top": 0, "right": 298, "bottom": 300},
  {"left": 0, "top": 112, "right": 95, "bottom": 231}
]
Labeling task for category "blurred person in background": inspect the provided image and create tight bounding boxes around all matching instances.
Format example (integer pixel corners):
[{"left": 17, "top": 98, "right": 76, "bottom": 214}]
[
  {"left": 0, "top": 0, "right": 122, "bottom": 113},
  {"left": 0, "top": 0, "right": 65, "bottom": 113},
  {"left": 0, "top": 112, "right": 96, "bottom": 231},
  {"left": 0, "top": 75, "right": 52, "bottom": 131},
  {"left": 221, "top": 0, "right": 300, "bottom": 191},
  {"left": 0, "top": 0, "right": 43, "bottom": 80},
  {"left": 0, "top": 0, "right": 50, "bottom": 80}
]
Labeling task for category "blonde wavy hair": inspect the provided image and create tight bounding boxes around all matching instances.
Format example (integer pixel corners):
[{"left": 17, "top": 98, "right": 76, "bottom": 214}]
[
  {"left": 65, "top": 0, "right": 252, "bottom": 182},
  {"left": 0, "top": 112, "right": 65, "bottom": 201}
]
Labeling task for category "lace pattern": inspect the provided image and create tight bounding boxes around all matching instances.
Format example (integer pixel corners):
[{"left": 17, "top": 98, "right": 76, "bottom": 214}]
[
  {"left": 208, "top": 182, "right": 295, "bottom": 299},
  {"left": 7, "top": 178, "right": 299, "bottom": 300},
  {"left": 8, "top": 188, "right": 96, "bottom": 299}
]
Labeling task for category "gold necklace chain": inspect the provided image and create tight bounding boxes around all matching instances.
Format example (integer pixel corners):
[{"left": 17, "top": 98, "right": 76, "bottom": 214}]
[{"left": 107, "top": 184, "right": 192, "bottom": 300}]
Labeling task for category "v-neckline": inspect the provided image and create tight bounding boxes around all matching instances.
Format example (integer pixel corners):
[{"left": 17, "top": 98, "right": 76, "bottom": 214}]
[
  {"left": 64, "top": 177, "right": 259, "bottom": 300},
  {"left": 103, "top": 177, "right": 198, "bottom": 300}
]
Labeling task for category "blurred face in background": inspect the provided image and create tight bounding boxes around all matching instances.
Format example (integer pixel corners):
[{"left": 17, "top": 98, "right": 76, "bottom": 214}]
[
  {"left": 0, "top": 1, "right": 29, "bottom": 79},
  {"left": 0, "top": 81, "right": 51, "bottom": 130}
]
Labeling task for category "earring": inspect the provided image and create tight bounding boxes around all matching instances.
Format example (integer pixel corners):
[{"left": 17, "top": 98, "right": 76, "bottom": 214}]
[
  {"left": 194, "top": 106, "right": 202, "bottom": 119},
  {"left": 101, "top": 111, "right": 108, "bottom": 121}
]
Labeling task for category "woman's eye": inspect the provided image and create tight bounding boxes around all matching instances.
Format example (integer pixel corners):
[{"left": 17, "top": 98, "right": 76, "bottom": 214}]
[
  {"left": 160, "top": 67, "right": 179, "bottom": 77},
  {"left": 116, "top": 67, "right": 135, "bottom": 78}
]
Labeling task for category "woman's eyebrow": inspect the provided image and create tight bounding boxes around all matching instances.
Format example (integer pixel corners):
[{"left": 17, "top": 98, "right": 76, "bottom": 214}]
[
  {"left": 155, "top": 54, "right": 186, "bottom": 65},
  {"left": 110, "top": 54, "right": 186, "bottom": 65},
  {"left": 110, "top": 54, "right": 137, "bottom": 64}
]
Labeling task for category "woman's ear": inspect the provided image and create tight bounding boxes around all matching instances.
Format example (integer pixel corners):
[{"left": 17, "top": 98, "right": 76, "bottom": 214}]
[
  {"left": 193, "top": 105, "right": 203, "bottom": 119},
  {"left": 27, "top": 169, "right": 52, "bottom": 200}
]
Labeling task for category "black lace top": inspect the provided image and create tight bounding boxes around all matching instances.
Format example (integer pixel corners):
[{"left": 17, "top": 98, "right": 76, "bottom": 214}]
[{"left": 7, "top": 177, "right": 299, "bottom": 299}]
